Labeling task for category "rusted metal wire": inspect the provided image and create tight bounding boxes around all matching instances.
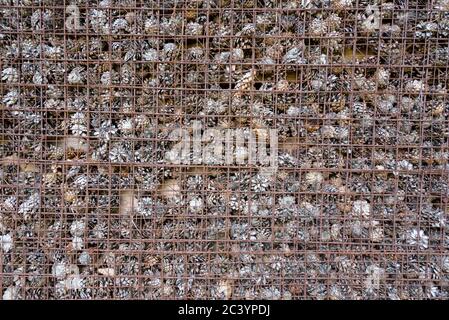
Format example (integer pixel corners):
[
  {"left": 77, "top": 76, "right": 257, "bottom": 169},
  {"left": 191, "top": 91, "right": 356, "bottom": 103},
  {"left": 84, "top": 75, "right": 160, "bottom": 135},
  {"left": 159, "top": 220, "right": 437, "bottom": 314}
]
[{"left": 0, "top": 0, "right": 448, "bottom": 299}]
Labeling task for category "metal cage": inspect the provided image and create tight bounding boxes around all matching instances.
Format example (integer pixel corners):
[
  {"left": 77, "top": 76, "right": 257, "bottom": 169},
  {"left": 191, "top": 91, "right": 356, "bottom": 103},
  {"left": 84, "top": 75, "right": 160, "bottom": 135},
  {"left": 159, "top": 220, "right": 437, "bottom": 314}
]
[{"left": 0, "top": 0, "right": 448, "bottom": 299}]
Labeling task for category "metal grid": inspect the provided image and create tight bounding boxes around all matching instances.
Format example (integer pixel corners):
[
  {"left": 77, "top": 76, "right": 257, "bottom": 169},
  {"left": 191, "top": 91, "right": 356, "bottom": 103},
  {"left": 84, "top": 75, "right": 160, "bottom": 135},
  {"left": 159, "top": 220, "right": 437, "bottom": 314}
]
[{"left": 0, "top": 0, "right": 449, "bottom": 299}]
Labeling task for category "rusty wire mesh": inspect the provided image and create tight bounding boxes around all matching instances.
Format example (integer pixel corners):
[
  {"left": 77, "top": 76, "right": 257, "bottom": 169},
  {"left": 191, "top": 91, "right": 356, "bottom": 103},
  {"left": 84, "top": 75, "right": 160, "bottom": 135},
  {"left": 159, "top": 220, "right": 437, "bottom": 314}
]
[{"left": 0, "top": 0, "right": 449, "bottom": 300}]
